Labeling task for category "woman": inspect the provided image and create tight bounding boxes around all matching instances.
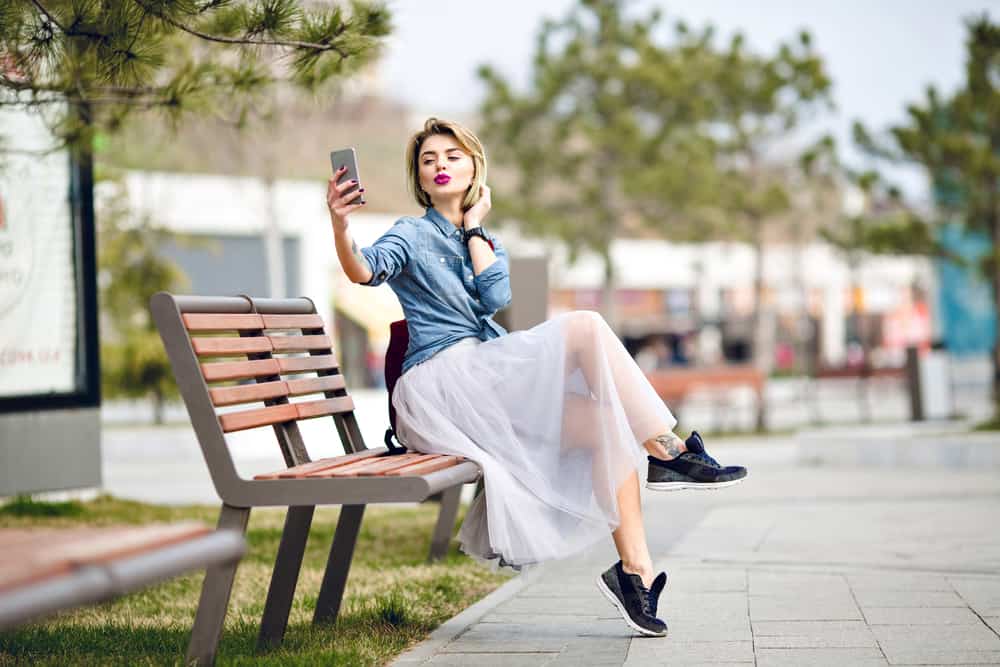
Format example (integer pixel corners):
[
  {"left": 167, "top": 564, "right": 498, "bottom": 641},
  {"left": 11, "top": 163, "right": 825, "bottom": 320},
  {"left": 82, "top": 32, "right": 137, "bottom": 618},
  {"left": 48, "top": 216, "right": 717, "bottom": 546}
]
[{"left": 326, "top": 118, "right": 747, "bottom": 637}]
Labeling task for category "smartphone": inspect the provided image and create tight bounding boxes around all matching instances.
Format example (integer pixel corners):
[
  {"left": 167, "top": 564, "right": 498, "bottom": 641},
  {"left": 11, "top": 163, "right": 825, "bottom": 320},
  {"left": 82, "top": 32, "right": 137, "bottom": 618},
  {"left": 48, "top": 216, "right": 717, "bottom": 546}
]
[{"left": 329, "top": 147, "right": 364, "bottom": 204}]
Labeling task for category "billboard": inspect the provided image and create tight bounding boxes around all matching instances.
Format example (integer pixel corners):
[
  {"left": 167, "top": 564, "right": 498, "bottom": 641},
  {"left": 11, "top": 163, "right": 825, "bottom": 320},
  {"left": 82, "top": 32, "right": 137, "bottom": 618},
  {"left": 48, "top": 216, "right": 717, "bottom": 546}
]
[{"left": 0, "top": 105, "right": 99, "bottom": 412}]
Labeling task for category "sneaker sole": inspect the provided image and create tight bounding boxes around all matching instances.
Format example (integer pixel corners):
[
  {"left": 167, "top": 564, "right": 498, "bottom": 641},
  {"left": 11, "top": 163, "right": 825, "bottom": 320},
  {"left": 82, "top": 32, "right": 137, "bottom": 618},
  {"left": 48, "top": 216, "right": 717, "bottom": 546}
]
[
  {"left": 646, "top": 476, "right": 747, "bottom": 492},
  {"left": 595, "top": 575, "right": 668, "bottom": 637}
]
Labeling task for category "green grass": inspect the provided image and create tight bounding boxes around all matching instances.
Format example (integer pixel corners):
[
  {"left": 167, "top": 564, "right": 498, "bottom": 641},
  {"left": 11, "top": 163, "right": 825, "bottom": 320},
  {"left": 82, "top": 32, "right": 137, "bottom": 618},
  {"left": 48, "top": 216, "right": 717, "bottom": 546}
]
[{"left": 0, "top": 495, "right": 510, "bottom": 666}]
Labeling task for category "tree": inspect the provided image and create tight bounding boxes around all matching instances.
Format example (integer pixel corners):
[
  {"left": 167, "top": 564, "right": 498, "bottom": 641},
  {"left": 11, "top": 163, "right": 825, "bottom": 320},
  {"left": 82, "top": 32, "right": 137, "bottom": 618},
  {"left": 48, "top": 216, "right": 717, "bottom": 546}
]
[
  {"left": 705, "top": 29, "right": 832, "bottom": 431},
  {"left": 0, "top": 0, "right": 391, "bottom": 146},
  {"left": 853, "top": 15, "right": 1000, "bottom": 416},
  {"left": 97, "top": 179, "right": 191, "bottom": 423},
  {"left": 476, "top": 0, "right": 727, "bottom": 331}
]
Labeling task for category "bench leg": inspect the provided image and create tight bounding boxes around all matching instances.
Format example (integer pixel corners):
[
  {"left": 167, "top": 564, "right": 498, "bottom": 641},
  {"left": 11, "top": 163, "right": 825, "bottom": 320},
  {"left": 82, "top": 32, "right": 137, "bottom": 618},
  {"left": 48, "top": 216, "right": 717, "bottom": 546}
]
[
  {"left": 313, "top": 504, "right": 365, "bottom": 625},
  {"left": 187, "top": 504, "right": 251, "bottom": 666},
  {"left": 428, "top": 485, "right": 462, "bottom": 562},
  {"left": 257, "top": 505, "right": 315, "bottom": 651}
]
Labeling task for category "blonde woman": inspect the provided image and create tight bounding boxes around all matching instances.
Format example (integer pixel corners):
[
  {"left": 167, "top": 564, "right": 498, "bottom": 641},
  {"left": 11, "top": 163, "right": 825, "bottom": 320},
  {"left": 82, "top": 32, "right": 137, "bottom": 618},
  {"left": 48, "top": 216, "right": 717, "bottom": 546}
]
[{"left": 326, "top": 118, "right": 747, "bottom": 637}]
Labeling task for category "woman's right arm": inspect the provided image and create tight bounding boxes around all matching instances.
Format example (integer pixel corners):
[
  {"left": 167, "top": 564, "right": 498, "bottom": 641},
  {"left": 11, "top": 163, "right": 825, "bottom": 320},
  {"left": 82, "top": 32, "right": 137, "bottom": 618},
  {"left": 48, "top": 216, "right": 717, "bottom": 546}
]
[{"left": 327, "top": 167, "right": 373, "bottom": 284}]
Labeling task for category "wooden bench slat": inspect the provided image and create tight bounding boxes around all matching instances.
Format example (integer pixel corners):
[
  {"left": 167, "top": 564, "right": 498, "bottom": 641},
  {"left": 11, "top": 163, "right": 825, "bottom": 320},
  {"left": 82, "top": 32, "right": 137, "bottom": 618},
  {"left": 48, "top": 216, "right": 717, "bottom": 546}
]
[
  {"left": 219, "top": 404, "right": 299, "bottom": 432},
  {"left": 192, "top": 336, "right": 272, "bottom": 356},
  {"left": 286, "top": 375, "right": 346, "bottom": 396},
  {"left": 383, "top": 456, "right": 464, "bottom": 477},
  {"left": 294, "top": 397, "right": 355, "bottom": 420},
  {"left": 262, "top": 314, "right": 324, "bottom": 329},
  {"left": 268, "top": 335, "right": 332, "bottom": 353},
  {"left": 202, "top": 358, "right": 280, "bottom": 382},
  {"left": 356, "top": 454, "right": 442, "bottom": 476},
  {"left": 184, "top": 313, "right": 264, "bottom": 331},
  {"left": 277, "top": 355, "right": 338, "bottom": 374},
  {"left": 253, "top": 449, "right": 383, "bottom": 480},
  {"left": 209, "top": 380, "right": 289, "bottom": 406},
  {"left": 304, "top": 455, "right": 399, "bottom": 478}
]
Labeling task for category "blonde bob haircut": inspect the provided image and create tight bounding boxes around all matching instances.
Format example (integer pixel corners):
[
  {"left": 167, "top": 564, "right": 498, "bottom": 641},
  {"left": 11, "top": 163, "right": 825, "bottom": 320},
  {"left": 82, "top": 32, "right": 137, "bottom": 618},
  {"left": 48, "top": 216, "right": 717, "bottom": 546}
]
[{"left": 406, "top": 117, "right": 488, "bottom": 212}]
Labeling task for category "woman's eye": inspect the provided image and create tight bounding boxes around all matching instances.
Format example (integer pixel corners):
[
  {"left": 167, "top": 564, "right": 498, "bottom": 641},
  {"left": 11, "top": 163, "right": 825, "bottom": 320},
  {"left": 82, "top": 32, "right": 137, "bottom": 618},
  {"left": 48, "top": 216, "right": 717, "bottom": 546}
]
[{"left": 448, "top": 156, "right": 460, "bottom": 161}]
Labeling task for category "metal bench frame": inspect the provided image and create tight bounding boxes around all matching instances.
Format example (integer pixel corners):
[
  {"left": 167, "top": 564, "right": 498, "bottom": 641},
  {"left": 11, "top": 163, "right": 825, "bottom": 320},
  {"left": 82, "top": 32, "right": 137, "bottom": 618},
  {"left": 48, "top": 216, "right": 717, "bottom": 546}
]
[{"left": 151, "top": 293, "right": 480, "bottom": 664}]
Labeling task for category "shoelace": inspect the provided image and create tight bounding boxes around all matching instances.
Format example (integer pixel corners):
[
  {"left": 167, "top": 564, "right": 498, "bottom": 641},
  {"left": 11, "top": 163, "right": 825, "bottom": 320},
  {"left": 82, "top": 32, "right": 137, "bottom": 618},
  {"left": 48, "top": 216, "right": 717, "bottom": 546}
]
[
  {"left": 686, "top": 450, "right": 722, "bottom": 468},
  {"left": 646, "top": 589, "right": 659, "bottom": 617}
]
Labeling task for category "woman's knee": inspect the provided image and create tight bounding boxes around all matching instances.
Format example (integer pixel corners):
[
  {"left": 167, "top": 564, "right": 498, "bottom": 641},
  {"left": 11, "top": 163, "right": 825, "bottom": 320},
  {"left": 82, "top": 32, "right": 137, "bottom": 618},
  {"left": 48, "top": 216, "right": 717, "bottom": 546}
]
[{"left": 564, "top": 310, "right": 607, "bottom": 346}]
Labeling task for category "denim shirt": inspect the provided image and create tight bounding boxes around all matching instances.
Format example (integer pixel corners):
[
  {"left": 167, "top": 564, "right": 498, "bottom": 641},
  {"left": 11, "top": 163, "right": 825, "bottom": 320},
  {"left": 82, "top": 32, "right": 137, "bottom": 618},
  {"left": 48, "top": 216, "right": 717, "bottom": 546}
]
[{"left": 360, "top": 206, "right": 511, "bottom": 373}]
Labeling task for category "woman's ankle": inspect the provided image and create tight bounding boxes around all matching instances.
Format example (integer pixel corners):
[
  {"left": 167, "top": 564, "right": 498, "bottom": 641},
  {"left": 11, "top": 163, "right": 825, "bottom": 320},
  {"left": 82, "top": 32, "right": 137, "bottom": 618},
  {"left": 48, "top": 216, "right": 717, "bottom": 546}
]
[
  {"left": 644, "top": 432, "right": 687, "bottom": 461},
  {"left": 621, "top": 560, "right": 654, "bottom": 588}
]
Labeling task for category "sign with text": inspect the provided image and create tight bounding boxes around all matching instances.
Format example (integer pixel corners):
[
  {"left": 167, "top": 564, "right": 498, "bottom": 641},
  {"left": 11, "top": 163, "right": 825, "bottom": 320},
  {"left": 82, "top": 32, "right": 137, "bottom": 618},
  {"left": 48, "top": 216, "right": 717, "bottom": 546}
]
[{"left": 0, "top": 108, "right": 80, "bottom": 398}]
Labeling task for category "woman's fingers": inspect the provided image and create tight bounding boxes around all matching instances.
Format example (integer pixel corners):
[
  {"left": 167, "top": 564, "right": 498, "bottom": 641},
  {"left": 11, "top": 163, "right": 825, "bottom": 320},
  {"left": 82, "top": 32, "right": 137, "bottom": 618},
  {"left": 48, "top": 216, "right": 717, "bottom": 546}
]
[{"left": 335, "top": 178, "right": 361, "bottom": 195}]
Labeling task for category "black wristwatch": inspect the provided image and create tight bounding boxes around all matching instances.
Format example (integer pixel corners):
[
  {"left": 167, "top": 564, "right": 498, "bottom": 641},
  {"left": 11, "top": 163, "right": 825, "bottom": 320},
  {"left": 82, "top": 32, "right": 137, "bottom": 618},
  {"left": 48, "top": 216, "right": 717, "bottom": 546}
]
[{"left": 463, "top": 226, "right": 489, "bottom": 245}]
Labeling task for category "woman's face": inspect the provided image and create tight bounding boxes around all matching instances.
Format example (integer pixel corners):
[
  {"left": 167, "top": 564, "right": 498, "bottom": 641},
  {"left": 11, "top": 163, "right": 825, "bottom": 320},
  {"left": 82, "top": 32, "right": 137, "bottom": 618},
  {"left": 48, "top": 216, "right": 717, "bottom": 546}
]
[{"left": 417, "top": 133, "right": 475, "bottom": 204}]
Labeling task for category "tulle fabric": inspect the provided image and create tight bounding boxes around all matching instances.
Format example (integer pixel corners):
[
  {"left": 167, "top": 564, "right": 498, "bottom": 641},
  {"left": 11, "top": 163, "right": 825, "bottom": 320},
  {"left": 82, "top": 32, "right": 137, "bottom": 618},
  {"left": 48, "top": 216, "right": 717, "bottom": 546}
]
[{"left": 391, "top": 310, "right": 677, "bottom": 569}]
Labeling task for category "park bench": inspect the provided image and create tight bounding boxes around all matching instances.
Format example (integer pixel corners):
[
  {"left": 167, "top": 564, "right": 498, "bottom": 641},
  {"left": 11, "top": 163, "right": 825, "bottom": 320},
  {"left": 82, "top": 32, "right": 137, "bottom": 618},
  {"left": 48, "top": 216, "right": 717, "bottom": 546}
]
[
  {"left": 0, "top": 523, "right": 246, "bottom": 662},
  {"left": 151, "top": 293, "right": 480, "bottom": 664},
  {"left": 645, "top": 364, "right": 765, "bottom": 428}
]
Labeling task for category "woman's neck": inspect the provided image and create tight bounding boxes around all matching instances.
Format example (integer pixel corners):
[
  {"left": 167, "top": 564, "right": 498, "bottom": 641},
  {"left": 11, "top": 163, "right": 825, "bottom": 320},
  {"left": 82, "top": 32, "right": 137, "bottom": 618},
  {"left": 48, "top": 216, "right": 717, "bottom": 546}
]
[{"left": 432, "top": 198, "right": 464, "bottom": 229}]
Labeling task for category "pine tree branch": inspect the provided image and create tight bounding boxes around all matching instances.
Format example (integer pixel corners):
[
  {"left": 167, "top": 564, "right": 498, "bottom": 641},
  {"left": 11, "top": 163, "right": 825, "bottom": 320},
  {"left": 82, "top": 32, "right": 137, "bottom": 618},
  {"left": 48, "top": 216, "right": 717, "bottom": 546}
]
[{"left": 131, "top": 0, "right": 350, "bottom": 58}]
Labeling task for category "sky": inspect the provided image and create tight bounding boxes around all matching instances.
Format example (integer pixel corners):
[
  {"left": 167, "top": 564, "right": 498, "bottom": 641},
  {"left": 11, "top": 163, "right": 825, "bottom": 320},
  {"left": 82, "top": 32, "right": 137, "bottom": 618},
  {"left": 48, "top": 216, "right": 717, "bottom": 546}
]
[{"left": 378, "top": 0, "right": 997, "bottom": 201}]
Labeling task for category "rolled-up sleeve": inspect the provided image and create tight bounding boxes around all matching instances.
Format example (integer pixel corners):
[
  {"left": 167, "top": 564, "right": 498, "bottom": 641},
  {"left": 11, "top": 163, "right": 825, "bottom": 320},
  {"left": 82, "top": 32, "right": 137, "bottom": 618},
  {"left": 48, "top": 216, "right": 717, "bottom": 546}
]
[
  {"left": 360, "top": 218, "right": 415, "bottom": 286},
  {"left": 473, "top": 232, "right": 512, "bottom": 311}
]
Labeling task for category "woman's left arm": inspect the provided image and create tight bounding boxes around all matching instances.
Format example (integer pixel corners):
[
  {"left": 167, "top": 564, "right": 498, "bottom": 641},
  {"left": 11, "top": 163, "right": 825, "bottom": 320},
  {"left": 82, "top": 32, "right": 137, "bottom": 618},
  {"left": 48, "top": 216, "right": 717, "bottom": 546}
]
[{"left": 464, "top": 184, "right": 512, "bottom": 311}]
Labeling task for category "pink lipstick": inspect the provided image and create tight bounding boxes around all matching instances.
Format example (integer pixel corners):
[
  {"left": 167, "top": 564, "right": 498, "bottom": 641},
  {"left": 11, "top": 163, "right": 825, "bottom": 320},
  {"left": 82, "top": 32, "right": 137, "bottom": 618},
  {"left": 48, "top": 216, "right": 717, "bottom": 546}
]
[{"left": 434, "top": 173, "right": 451, "bottom": 185}]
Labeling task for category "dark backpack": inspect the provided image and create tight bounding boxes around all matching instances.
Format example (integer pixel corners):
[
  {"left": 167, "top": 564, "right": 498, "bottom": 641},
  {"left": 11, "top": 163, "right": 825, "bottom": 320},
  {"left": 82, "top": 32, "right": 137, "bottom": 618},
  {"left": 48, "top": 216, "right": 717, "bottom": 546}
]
[{"left": 383, "top": 319, "right": 409, "bottom": 455}]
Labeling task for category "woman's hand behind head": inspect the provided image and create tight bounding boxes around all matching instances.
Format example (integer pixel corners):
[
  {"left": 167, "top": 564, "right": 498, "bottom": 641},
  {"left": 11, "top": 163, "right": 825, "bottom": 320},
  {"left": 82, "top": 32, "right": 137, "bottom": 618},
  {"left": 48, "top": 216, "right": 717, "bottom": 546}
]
[{"left": 463, "top": 184, "right": 491, "bottom": 229}]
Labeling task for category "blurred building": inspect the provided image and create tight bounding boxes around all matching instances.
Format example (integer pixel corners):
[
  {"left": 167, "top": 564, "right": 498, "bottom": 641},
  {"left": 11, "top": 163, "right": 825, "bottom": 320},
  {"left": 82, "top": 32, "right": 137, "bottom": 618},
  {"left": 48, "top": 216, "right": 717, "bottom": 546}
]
[{"left": 118, "top": 170, "right": 937, "bottom": 386}]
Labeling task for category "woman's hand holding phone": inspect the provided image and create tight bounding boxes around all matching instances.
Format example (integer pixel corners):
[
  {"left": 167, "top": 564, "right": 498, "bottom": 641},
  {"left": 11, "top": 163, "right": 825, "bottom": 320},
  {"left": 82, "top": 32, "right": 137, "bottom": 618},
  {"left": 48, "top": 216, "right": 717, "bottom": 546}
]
[{"left": 326, "top": 165, "right": 366, "bottom": 231}]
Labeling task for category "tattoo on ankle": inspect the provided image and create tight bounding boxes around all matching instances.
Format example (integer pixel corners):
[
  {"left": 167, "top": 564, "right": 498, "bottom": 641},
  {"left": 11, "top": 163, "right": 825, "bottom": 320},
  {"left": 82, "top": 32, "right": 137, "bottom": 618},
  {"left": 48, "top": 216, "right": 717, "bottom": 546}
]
[{"left": 654, "top": 433, "right": 685, "bottom": 459}]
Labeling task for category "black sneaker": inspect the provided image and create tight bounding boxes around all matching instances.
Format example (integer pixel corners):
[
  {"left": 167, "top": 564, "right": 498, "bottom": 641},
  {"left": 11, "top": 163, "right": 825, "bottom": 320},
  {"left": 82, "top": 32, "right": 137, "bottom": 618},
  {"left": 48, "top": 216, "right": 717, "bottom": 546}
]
[
  {"left": 596, "top": 560, "right": 668, "bottom": 637},
  {"left": 646, "top": 431, "right": 748, "bottom": 491}
]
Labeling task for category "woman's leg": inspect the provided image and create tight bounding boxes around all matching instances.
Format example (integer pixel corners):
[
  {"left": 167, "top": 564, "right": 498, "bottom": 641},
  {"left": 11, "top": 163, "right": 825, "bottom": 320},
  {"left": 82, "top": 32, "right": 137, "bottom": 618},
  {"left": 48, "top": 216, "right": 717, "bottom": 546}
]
[
  {"left": 612, "top": 469, "right": 655, "bottom": 588},
  {"left": 561, "top": 310, "right": 687, "bottom": 460}
]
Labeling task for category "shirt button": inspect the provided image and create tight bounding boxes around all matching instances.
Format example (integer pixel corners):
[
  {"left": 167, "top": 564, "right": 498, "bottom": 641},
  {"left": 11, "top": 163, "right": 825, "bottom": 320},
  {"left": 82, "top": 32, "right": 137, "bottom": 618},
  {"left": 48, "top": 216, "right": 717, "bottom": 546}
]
[{"left": 439, "top": 257, "right": 445, "bottom": 263}]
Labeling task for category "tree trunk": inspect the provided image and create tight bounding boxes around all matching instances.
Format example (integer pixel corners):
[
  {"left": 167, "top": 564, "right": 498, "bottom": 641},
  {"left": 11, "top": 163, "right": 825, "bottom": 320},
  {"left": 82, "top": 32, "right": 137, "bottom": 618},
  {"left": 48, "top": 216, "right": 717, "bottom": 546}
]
[
  {"left": 152, "top": 388, "right": 165, "bottom": 425},
  {"left": 601, "top": 251, "right": 618, "bottom": 333},
  {"left": 750, "top": 220, "right": 769, "bottom": 432}
]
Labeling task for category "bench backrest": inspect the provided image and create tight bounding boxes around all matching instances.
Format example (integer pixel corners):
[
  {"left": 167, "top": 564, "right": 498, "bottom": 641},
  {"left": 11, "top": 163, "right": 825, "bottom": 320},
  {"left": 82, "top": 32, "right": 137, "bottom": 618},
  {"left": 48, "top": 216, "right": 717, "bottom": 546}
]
[{"left": 151, "top": 293, "right": 366, "bottom": 500}]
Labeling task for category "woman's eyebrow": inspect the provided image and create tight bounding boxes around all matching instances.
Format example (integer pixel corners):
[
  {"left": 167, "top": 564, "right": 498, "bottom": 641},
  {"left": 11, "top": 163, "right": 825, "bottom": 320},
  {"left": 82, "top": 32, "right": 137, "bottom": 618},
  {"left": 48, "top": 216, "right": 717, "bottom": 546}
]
[{"left": 420, "top": 147, "right": 463, "bottom": 158}]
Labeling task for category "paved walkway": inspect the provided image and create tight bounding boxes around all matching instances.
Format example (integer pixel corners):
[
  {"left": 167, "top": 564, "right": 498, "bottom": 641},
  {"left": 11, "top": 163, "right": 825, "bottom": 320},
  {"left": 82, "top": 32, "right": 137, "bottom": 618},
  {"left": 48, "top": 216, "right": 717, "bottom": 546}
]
[{"left": 394, "top": 443, "right": 1000, "bottom": 666}]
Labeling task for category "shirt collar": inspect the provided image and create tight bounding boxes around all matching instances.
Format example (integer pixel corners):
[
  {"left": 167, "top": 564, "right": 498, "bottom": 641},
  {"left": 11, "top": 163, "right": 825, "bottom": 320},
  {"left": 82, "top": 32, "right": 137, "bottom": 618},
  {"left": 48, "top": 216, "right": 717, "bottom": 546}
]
[{"left": 425, "top": 206, "right": 463, "bottom": 238}]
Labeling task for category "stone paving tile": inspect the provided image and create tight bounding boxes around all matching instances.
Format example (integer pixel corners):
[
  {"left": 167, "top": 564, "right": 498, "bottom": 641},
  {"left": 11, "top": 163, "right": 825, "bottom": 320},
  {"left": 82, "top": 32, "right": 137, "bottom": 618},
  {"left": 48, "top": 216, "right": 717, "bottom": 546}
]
[
  {"left": 424, "top": 652, "right": 557, "bottom": 666},
  {"left": 660, "top": 621, "right": 752, "bottom": 642},
  {"left": 455, "top": 620, "right": 627, "bottom": 641},
  {"left": 881, "top": 649, "right": 1000, "bottom": 665},
  {"left": 545, "top": 636, "right": 630, "bottom": 666},
  {"left": 624, "top": 639, "right": 754, "bottom": 665},
  {"left": 870, "top": 623, "right": 1000, "bottom": 651},
  {"left": 950, "top": 577, "right": 1000, "bottom": 617},
  {"left": 492, "top": 596, "right": 618, "bottom": 616},
  {"left": 984, "top": 616, "right": 1000, "bottom": 634},
  {"left": 438, "top": 638, "right": 569, "bottom": 653},
  {"left": 847, "top": 573, "right": 954, "bottom": 592},
  {"left": 852, "top": 589, "right": 967, "bottom": 608},
  {"left": 752, "top": 619, "right": 878, "bottom": 649},
  {"left": 749, "top": 595, "right": 863, "bottom": 622},
  {"left": 862, "top": 606, "right": 984, "bottom": 625},
  {"left": 654, "top": 568, "right": 747, "bottom": 593},
  {"left": 477, "top": 613, "right": 609, "bottom": 624},
  {"left": 754, "top": 647, "right": 888, "bottom": 666},
  {"left": 750, "top": 570, "right": 849, "bottom": 593}
]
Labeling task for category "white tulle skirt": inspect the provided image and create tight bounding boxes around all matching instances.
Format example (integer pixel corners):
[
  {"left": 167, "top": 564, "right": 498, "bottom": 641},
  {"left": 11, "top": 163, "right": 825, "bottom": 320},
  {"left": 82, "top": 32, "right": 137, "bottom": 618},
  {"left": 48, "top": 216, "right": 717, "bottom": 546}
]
[{"left": 391, "top": 310, "right": 677, "bottom": 569}]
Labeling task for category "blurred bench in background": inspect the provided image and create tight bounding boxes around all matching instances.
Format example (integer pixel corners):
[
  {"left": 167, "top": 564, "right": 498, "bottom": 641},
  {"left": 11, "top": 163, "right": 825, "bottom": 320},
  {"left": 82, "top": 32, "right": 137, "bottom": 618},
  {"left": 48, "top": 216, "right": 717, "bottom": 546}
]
[{"left": 0, "top": 523, "right": 245, "bottom": 662}]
